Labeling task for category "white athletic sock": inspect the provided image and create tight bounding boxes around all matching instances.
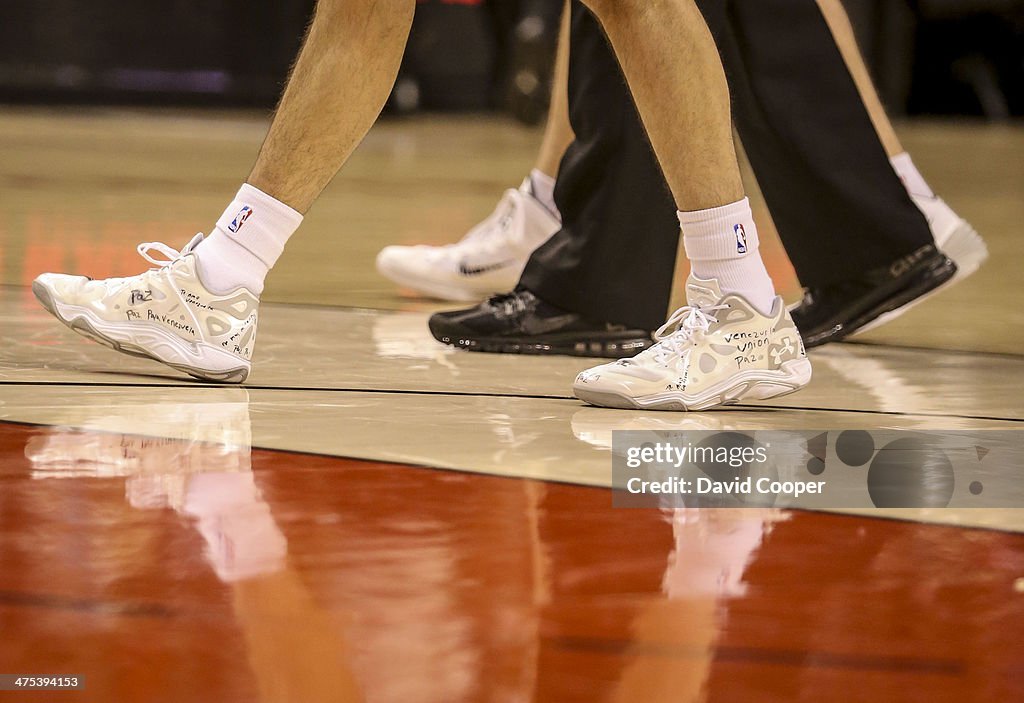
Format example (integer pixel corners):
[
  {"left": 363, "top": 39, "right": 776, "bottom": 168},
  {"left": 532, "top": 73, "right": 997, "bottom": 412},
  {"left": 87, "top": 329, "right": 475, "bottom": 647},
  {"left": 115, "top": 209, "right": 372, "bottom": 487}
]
[
  {"left": 890, "top": 152, "right": 935, "bottom": 199},
  {"left": 679, "top": 198, "right": 776, "bottom": 315},
  {"left": 194, "top": 183, "right": 303, "bottom": 295},
  {"left": 528, "top": 168, "right": 558, "bottom": 217}
]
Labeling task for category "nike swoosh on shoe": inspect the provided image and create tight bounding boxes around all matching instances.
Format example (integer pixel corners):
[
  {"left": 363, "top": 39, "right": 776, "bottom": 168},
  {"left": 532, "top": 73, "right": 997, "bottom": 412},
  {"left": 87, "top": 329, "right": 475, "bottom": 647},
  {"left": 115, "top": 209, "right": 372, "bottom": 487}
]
[{"left": 458, "top": 260, "right": 516, "bottom": 276}]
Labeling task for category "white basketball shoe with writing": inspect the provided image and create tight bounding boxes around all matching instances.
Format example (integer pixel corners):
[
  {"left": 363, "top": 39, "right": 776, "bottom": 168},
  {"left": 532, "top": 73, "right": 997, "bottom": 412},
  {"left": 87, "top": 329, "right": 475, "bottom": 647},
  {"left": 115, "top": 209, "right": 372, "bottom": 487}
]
[
  {"left": 33, "top": 233, "right": 258, "bottom": 383},
  {"left": 376, "top": 178, "right": 561, "bottom": 301},
  {"left": 573, "top": 274, "right": 812, "bottom": 411}
]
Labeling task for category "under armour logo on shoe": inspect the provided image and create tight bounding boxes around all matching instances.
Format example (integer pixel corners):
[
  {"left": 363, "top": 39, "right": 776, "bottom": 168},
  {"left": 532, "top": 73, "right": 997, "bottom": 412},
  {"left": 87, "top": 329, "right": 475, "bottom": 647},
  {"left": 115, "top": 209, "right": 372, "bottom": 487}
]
[{"left": 771, "top": 336, "right": 795, "bottom": 365}]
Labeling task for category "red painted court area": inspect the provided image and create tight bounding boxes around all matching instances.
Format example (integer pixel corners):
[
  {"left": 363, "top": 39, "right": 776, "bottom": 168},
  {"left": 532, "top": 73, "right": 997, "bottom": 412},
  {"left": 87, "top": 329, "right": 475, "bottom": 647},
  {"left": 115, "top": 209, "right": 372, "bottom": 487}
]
[{"left": 1, "top": 421, "right": 1022, "bottom": 702}]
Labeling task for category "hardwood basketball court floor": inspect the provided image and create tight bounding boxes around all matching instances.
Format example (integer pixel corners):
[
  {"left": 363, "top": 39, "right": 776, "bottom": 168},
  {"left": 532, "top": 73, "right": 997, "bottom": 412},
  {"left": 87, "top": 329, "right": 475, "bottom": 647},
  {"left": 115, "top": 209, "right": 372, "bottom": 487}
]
[{"left": 0, "top": 109, "right": 1022, "bottom": 701}]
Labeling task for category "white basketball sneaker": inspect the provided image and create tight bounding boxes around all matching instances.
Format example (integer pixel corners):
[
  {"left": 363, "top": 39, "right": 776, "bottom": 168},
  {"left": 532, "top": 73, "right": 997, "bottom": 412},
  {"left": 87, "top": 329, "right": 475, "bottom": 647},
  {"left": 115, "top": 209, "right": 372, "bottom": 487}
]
[
  {"left": 376, "top": 177, "right": 561, "bottom": 301},
  {"left": 33, "top": 233, "right": 258, "bottom": 383},
  {"left": 573, "top": 274, "right": 812, "bottom": 411}
]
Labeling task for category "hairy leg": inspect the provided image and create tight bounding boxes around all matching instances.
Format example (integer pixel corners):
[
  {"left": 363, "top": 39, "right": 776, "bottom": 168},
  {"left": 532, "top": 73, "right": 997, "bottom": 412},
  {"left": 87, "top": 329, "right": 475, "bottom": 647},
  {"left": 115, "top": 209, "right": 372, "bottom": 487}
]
[
  {"left": 578, "top": 0, "right": 744, "bottom": 210},
  {"left": 816, "top": 0, "right": 903, "bottom": 158},
  {"left": 533, "top": 1, "right": 575, "bottom": 178},
  {"left": 248, "top": 0, "right": 416, "bottom": 213}
]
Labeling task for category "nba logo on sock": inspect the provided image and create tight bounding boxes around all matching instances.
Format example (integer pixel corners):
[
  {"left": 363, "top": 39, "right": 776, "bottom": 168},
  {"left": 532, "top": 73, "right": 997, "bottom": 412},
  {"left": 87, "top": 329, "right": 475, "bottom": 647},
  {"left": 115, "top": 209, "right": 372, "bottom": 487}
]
[
  {"left": 228, "top": 205, "right": 254, "bottom": 233},
  {"left": 734, "top": 224, "right": 748, "bottom": 254}
]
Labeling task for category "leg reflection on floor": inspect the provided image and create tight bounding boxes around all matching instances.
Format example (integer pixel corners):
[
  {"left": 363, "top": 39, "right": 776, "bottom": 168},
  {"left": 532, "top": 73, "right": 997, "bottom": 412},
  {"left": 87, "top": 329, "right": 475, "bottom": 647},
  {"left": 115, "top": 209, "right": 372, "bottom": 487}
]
[
  {"left": 18, "top": 396, "right": 360, "bottom": 701},
  {"left": 2, "top": 416, "right": 1023, "bottom": 702}
]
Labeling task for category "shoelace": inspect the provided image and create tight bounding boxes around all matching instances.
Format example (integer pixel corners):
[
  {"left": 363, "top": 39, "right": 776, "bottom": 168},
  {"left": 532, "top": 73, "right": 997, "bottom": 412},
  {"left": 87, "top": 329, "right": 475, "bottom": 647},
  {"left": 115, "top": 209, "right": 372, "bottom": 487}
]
[
  {"left": 136, "top": 233, "right": 204, "bottom": 268},
  {"left": 649, "top": 304, "right": 729, "bottom": 365},
  {"left": 488, "top": 291, "right": 530, "bottom": 317}
]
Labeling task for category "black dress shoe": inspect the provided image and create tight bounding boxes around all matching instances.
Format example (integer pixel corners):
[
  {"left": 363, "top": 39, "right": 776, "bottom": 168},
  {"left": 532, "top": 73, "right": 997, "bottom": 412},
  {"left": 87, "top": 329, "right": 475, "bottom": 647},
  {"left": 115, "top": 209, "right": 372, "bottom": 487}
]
[
  {"left": 791, "top": 244, "right": 957, "bottom": 348},
  {"left": 429, "top": 289, "right": 652, "bottom": 357}
]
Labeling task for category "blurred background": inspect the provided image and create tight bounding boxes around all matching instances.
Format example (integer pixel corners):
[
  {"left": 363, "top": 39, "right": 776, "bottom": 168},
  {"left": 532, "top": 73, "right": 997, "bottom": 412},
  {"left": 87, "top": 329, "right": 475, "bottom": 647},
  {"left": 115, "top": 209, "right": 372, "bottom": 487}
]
[{"left": 0, "top": 0, "right": 1021, "bottom": 122}]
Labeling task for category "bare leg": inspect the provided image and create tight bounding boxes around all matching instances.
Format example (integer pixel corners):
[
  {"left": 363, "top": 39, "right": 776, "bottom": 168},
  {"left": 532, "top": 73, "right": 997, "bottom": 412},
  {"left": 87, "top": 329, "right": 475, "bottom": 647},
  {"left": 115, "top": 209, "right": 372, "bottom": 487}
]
[
  {"left": 533, "top": 2, "right": 574, "bottom": 178},
  {"left": 578, "top": 0, "right": 744, "bottom": 210},
  {"left": 575, "top": 0, "right": 777, "bottom": 316},
  {"left": 375, "top": 3, "right": 568, "bottom": 302},
  {"left": 815, "top": 0, "right": 903, "bottom": 157},
  {"left": 248, "top": 0, "right": 416, "bottom": 214},
  {"left": 816, "top": 0, "right": 987, "bottom": 278},
  {"left": 567, "top": 0, "right": 811, "bottom": 412}
]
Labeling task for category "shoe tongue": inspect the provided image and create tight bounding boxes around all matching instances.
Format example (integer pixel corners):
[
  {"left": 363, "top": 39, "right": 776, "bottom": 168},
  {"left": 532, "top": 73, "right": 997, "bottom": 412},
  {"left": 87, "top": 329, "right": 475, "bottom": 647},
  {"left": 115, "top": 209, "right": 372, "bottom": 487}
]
[
  {"left": 182, "top": 232, "right": 205, "bottom": 255},
  {"left": 685, "top": 275, "right": 723, "bottom": 308}
]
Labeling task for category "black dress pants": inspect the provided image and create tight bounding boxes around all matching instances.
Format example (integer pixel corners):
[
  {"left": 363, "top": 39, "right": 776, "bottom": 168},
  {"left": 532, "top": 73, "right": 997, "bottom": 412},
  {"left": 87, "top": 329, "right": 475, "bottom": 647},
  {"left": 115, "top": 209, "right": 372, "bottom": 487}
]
[{"left": 520, "top": 0, "right": 933, "bottom": 332}]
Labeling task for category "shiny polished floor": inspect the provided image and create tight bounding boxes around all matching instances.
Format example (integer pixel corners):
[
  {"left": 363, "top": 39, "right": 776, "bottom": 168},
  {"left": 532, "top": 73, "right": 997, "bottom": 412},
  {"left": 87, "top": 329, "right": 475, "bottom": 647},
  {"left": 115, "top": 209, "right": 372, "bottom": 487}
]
[{"left": 1, "top": 109, "right": 1023, "bottom": 702}]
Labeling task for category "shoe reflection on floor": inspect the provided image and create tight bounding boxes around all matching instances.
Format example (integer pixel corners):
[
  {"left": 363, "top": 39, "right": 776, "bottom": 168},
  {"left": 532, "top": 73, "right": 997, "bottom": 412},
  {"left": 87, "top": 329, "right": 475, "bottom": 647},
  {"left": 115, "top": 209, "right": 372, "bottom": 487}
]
[{"left": 24, "top": 394, "right": 365, "bottom": 702}]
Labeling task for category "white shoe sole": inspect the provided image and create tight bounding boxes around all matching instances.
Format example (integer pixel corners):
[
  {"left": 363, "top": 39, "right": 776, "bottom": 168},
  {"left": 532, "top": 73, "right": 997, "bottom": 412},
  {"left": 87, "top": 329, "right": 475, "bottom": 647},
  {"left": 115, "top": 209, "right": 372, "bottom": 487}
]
[
  {"left": 376, "top": 258, "right": 520, "bottom": 303},
  {"left": 852, "top": 219, "right": 987, "bottom": 336},
  {"left": 574, "top": 358, "right": 812, "bottom": 412},
  {"left": 33, "top": 281, "right": 250, "bottom": 383}
]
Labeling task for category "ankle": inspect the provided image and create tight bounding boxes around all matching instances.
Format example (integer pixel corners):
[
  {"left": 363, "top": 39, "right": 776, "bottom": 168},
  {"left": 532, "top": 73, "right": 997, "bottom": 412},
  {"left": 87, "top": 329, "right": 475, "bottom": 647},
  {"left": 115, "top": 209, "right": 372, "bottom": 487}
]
[
  {"left": 528, "top": 169, "right": 558, "bottom": 217},
  {"left": 679, "top": 198, "right": 776, "bottom": 315},
  {"left": 194, "top": 231, "right": 269, "bottom": 295},
  {"left": 194, "top": 183, "right": 304, "bottom": 295}
]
